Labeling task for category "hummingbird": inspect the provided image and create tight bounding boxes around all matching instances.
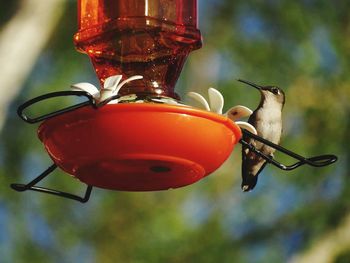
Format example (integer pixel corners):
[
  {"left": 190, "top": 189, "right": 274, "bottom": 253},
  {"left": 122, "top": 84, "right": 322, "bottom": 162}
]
[{"left": 238, "top": 79, "right": 285, "bottom": 192}]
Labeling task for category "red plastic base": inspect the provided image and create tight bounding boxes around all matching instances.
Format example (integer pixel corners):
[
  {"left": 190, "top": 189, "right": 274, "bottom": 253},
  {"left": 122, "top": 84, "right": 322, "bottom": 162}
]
[{"left": 38, "top": 104, "right": 241, "bottom": 191}]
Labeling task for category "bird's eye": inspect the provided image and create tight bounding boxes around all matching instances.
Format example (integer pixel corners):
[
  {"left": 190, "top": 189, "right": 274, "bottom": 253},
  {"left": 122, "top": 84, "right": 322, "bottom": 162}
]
[{"left": 271, "top": 87, "right": 279, "bottom": 94}]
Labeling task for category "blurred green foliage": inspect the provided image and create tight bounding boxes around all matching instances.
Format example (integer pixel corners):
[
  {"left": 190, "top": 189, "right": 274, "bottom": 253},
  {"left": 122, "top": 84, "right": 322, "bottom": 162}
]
[{"left": 0, "top": 0, "right": 349, "bottom": 262}]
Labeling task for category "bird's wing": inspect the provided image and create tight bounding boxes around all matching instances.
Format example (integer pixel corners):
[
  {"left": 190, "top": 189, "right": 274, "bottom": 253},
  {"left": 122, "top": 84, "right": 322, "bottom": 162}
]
[
  {"left": 241, "top": 111, "right": 267, "bottom": 191},
  {"left": 241, "top": 143, "right": 267, "bottom": 191}
]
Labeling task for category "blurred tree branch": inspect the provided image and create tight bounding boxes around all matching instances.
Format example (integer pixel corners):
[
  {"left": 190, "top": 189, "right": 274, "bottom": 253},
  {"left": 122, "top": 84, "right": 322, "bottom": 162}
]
[
  {"left": 0, "top": 0, "right": 65, "bottom": 131},
  {"left": 290, "top": 212, "right": 350, "bottom": 263}
]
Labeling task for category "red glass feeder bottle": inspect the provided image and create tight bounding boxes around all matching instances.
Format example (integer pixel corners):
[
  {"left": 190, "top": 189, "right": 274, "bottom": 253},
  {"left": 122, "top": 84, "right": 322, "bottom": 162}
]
[
  {"left": 74, "top": 0, "right": 202, "bottom": 98},
  {"left": 37, "top": 0, "right": 242, "bottom": 192}
]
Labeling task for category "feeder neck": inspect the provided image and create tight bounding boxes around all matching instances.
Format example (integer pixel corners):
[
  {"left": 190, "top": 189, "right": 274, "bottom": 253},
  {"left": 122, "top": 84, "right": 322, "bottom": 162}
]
[{"left": 74, "top": 0, "right": 202, "bottom": 99}]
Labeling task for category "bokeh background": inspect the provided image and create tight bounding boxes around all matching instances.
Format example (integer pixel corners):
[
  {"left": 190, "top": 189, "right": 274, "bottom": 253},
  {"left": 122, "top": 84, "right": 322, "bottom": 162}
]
[{"left": 0, "top": 0, "right": 349, "bottom": 262}]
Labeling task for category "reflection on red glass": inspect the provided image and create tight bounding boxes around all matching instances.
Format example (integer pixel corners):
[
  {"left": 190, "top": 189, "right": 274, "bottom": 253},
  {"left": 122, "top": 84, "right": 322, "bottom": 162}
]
[{"left": 75, "top": 0, "right": 202, "bottom": 99}]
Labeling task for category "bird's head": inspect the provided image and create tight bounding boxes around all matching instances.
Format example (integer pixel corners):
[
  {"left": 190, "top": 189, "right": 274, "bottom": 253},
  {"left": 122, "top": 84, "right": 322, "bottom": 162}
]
[{"left": 238, "top": 79, "right": 285, "bottom": 106}]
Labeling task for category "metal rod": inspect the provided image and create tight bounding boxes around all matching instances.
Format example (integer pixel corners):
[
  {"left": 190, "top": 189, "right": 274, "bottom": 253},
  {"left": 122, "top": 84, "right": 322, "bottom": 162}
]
[
  {"left": 10, "top": 163, "right": 93, "bottom": 203},
  {"left": 17, "top": 90, "right": 97, "bottom": 124},
  {"left": 240, "top": 129, "right": 337, "bottom": 171}
]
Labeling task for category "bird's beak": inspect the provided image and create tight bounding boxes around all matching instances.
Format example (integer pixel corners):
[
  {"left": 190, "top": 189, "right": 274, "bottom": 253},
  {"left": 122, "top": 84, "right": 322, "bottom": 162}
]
[{"left": 237, "top": 79, "right": 262, "bottom": 91}]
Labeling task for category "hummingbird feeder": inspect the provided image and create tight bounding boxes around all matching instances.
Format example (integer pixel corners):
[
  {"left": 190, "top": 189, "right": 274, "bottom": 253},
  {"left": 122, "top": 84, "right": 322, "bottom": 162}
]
[{"left": 12, "top": 0, "right": 337, "bottom": 202}]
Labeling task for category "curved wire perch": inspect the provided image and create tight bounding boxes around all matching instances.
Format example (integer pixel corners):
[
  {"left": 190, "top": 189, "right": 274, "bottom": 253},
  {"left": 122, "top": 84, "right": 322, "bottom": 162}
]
[
  {"left": 17, "top": 90, "right": 97, "bottom": 124},
  {"left": 95, "top": 93, "right": 121, "bottom": 108},
  {"left": 10, "top": 163, "right": 93, "bottom": 203},
  {"left": 240, "top": 129, "right": 338, "bottom": 171}
]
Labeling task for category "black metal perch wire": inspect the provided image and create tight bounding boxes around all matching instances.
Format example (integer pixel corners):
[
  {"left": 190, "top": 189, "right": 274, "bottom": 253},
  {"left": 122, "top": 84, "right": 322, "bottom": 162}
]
[
  {"left": 14, "top": 91, "right": 99, "bottom": 202},
  {"left": 239, "top": 129, "right": 337, "bottom": 170},
  {"left": 17, "top": 90, "right": 97, "bottom": 124},
  {"left": 17, "top": 90, "right": 157, "bottom": 124},
  {"left": 11, "top": 164, "right": 93, "bottom": 203},
  {"left": 12, "top": 91, "right": 338, "bottom": 202}
]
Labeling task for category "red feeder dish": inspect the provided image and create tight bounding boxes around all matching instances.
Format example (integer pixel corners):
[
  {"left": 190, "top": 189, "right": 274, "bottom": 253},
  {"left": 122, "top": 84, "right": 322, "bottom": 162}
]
[{"left": 38, "top": 104, "right": 241, "bottom": 191}]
